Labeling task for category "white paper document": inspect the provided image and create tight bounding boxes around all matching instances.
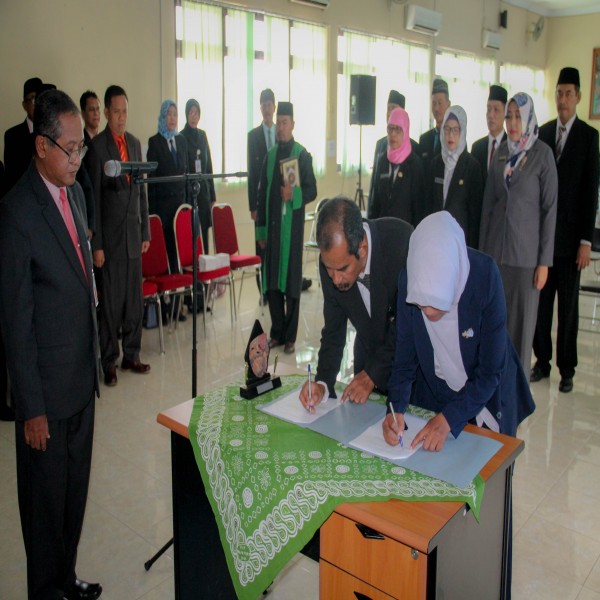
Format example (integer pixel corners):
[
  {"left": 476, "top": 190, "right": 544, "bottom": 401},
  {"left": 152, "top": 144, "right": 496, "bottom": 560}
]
[
  {"left": 258, "top": 386, "right": 339, "bottom": 425},
  {"left": 349, "top": 413, "right": 427, "bottom": 460}
]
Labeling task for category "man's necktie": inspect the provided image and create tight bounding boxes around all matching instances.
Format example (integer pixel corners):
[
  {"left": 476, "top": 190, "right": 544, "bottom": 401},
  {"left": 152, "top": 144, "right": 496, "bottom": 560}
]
[
  {"left": 170, "top": 138, "right": 178, "bottom": 168},
  {"left": 555, "top": 126, "right": 566, "bottom": 162},
  {"left": 60, "top": 188, "right": 87, "bottom": 279},
  {"left": 360, "top": 273, "right": 371, "bottom": 290},
  {"left": 489, "top": 139, "right": 496, "bottom": 168},
  {"left": 116, "top": 135, "right": 130, "bottom": 183}
]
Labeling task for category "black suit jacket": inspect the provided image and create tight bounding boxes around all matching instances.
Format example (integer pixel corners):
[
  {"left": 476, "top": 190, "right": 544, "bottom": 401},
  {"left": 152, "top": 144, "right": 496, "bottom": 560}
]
[
  {"left": 316, "top": 217, "right": 413, "bottom": 396},
  {"left": 471, "top": 132, "right": 507, "bottom": 186},
  {"left": 86, "top": 126, "right": 150, "bottom": 259},
  {"left": 538, "top": 117, "right": 600, "bottom": 257},
  {"left": 3, "top": 119, "right": 34, "bottom": 193},
  {"left": 418, "top": 127, "right": 440, "bottom": 165},
  {"left": 429, "top": 150, "right": 483, "bottom": 248},
  {"left": 0, "top": 163, "right": 100, "bottom": 421},
  {"left": 247, "top": 124, "right": 268, "bottom": 212}
]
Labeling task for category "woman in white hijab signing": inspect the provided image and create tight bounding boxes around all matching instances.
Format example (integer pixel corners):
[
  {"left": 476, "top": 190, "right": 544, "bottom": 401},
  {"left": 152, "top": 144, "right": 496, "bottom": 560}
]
[
  {"left": 383, "top": 211, "right": 535, "bottom": 451},
  {"left": 428, "top": 106, "right": 483, "bottom": 247}
]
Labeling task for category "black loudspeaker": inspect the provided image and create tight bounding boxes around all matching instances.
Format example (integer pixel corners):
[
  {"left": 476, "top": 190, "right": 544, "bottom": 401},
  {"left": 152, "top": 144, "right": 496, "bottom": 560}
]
[{"left": 349, "top": 74, "right": 376, "bottom": 126}]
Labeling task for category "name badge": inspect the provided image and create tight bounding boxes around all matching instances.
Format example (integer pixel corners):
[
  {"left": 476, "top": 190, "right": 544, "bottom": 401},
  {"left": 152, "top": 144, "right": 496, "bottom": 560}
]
[
  {"left": 434, "top": 177, "right": 444, "bottom": 185},
  {"left": 459, "top": 179, "right": 464, "bottom": 186}
]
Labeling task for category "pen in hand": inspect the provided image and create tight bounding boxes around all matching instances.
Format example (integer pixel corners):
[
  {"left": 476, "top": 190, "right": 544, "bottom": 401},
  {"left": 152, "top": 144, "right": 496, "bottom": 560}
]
[{"left": 389, "top": 404, "right": 403, "bottom": 447}]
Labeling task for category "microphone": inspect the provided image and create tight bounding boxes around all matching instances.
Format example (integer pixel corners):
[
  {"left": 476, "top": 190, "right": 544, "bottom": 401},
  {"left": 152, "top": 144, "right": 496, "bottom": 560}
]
[{"left": 104, "top": 160, "right": 158, "bottom": 177}]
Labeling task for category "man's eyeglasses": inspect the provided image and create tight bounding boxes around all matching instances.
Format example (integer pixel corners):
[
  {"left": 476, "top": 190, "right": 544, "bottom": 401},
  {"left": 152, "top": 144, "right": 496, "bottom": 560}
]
[{"left": 43, "top": 134, "right": 87, "bottom": 164}]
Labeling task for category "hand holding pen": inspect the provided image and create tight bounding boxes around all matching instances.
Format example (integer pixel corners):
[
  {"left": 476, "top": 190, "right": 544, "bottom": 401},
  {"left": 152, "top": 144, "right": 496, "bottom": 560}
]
[
  {"left": 299, "top": 365, "right": 326, "bottom": 413},
  {"left": 383, "top": 405, "right": 407, "bottom": 447}
]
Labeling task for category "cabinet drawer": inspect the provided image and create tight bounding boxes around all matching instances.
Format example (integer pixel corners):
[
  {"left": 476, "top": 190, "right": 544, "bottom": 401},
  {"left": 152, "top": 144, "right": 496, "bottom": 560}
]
[
  {"left": 321, "top": 560, "right": 397, "bottom": 599},
  {"left": 321, "top": 512, "right": 426, "bottom": 599}
]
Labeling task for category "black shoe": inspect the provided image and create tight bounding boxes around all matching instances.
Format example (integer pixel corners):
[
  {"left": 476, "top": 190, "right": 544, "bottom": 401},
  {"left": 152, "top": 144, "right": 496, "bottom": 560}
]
[
  {"left": 301, "top": 277, "right": 312, "bottom": 291},
  {"left": 530, "top": 364, "right": 550, "bottom": 383},
  {"left": 559, "top": 377, "right": 573, "bottom": 393},
  {"left": 64, "top": 578, "right": 102, "bottom": 600}
]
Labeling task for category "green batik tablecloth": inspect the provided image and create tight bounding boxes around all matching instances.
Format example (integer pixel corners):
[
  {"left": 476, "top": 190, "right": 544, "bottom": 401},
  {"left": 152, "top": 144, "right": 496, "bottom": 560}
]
[{"left": 188, "top": 375, "right": 485, "bottom": 600}]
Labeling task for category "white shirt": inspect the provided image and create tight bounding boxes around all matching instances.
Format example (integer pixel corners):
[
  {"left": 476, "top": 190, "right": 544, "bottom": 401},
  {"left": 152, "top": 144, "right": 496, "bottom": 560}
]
[{"left": 357, "top": 222, "right": 372, "bottom": 317}]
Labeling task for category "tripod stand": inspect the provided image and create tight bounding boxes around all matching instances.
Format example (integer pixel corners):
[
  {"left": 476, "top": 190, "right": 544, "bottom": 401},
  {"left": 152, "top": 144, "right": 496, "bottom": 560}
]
[{"left": 354, "top": 124, "right": 365, "bottom": 212}]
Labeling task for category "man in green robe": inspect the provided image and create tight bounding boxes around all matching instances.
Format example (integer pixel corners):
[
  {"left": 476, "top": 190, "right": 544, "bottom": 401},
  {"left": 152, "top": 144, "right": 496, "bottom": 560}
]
[{"left": 256, "top": 102, "right": 317, "bottom": 355}]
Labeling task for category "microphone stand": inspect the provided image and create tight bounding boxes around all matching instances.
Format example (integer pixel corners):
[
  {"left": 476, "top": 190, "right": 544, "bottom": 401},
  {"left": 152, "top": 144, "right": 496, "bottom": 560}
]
[{"left": 135, "top": 169, "right": 247, "bottom": 571}]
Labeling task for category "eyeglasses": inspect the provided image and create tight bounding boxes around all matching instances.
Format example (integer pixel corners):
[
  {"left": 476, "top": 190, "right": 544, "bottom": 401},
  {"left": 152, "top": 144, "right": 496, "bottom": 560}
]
[
  {"left": 443, "top": 126, "right": 460, "bottom": 136},
  {"left": 43, "top": 134, "right": 88, "bottom": 163}
]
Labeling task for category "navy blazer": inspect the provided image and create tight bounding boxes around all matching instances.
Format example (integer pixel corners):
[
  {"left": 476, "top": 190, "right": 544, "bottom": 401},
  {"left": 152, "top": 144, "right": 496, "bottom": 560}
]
[
  {"left": 247, "top": 124, "right": 268, "bottom": 213},
  {"left": 0, "top": 163, "right": 100, "bottom": 421},
  {"left": 388, "top": 248, "right": 535, "bottom": 437},
  {"left": 316, "top": 217, "right": 413, "bottom": 396}
]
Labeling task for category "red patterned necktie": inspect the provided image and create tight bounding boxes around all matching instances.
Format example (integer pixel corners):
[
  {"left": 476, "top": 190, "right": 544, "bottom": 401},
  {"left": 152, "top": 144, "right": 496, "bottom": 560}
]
[
  {"left": 60, "top": 187, "right": 87, "bottom": 280},
  {"left": 115, "top": 135, "right": 130, "bottom": 183}
]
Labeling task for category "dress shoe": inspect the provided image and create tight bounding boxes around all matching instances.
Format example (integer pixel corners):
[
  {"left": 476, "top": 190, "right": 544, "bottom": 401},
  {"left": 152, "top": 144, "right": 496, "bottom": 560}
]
[
  {"left": 559, "top": 377, "right": 573, "bottom": 393},
  {"left": 121, "top": 358, "right": 151, "bottom": 374},
  {"left": 64, "top": 578, "right": 102, "bottom": 600},
  {"left": 301, "top": 277, "right": 312, "bottom": 291},
  {"left": 284, "top": 342, "right": 295, "bottom": 354},
  {"left": 530, "top": 364, "right": 550, "bottom": 383},
  {"left": 178, "top": 312, "right": 187, "bottom": 322},
  {"left": 104, "top": 365, "right": 118, "bottom": 387},
  {"left": 268, "top": 338, "right": 281, "bottom": 349}
]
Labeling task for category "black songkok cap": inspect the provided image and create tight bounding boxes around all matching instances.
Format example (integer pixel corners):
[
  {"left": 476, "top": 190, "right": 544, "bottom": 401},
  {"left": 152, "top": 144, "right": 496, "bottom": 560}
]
[
  {"left": 277, "top": 101, "right": 293, "bottom": 118},
  {"left": 432, "top": 78, "right": 449, "bottom": 96},
  {"left": 387, "top": 90, "right": 406, "bottom": 109},
  {"left": 557, "top": 67, "right": 580, "bottom": 88},
  {"left": 260, "top": 88, "right": 275, "bottom": 104},
  {"left": 23, "top": 77, "right": 42, "bottom": 99},
  {"left": 488, "top": 85, "right": 508, "bottom": 104}
]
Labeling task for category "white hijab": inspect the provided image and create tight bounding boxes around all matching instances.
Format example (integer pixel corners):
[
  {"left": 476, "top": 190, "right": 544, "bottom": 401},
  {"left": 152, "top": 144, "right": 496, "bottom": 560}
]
[
  {"left": 406, "top": 211, "right": 470, "bottom": 391},
  {"left": 440, "top": 106, "right": 468, "bottom": 204}
]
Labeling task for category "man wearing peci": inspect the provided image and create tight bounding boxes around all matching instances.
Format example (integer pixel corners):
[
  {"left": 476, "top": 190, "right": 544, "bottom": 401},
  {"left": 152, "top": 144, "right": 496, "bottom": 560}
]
[
  {"left": 0, "top": 89, "right": 102, "bottom": 600},
  {"left": 471, "top": 84, "right": 508, "bottom": 186},
  {"left": 532, "top": 67, "right": 600, "bottom": 393},
  {"left": 256, "top": 101, "right": 317, "bottom": 355},
  {"left": 248, "top": 88, "right": 277, "bottom": 302},
  {"left": 418, "top": 78, "right": 450, "bottom": 170},
  {"left": 86, "top": 85, "right": 151, "bottom": 387},
  {"left": 299, "top": 197, "right": 413, "bottom": 410}
]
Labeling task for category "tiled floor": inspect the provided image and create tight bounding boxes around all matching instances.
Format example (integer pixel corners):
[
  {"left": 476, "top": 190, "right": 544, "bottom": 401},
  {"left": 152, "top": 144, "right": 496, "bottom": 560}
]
[{"left": 1, "top": 270, "right": 600, "bottom": 600}]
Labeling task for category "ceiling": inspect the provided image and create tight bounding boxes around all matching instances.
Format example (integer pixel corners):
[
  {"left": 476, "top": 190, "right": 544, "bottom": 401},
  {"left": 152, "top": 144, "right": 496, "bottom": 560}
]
[{"left": 504, "top": 0, "right": 600, "bottom": 17}]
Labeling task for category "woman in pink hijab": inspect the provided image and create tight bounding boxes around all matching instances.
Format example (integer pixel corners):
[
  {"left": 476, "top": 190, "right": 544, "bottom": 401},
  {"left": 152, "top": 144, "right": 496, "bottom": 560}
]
[{"left": 369, "top": 107, "right": 425, "bottom": 226}]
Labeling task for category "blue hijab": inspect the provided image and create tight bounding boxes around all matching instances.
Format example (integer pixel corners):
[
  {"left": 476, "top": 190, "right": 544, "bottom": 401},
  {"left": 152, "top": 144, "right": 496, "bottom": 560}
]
[{"left": 158, "top": 99, "right": 177, "bottom": 140}]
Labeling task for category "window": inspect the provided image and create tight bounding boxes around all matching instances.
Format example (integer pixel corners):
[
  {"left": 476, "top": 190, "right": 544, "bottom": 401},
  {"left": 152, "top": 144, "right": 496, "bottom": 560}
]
[
  {"left": 500, "top": 63, "right": 550, "bottom": 126},
  {"left": 176, "top": 1, "right": 327, "bottom": 177},
  {"left": 435, "top": 50, "right": 496, "bottom": 147},
  {"left": 337, "top": 30, "right": 430, "bottom": 176}
]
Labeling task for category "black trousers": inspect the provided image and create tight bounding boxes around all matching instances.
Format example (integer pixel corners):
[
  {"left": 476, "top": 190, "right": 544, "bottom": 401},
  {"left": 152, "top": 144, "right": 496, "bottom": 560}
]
[
  {"left": 100, "top": 257, "right": 143, "bottom": 371},
  {"left": 533, "top": 256, "right": 581, "bottom": 378},
  {"left": 16, "top": 396, "right": 95, "bottom": 600},
  {"left": 267, "top": 290, "right": 300, "bottom": 344}
]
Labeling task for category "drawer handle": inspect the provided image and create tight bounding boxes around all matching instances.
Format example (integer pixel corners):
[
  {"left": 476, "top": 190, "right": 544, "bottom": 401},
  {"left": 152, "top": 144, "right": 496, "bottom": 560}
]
[
  {"left": 355, "top": 523, "right": 385, "bottom": 540},
  {"left": 353, "top": 593, "right": 373, "bottom": 600}
]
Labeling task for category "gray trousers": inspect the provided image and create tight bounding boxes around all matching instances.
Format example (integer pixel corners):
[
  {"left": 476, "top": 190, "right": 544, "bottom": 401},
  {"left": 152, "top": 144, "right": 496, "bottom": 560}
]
[{"left": 100, "top": 258, "right": 143, "bottom": 371}]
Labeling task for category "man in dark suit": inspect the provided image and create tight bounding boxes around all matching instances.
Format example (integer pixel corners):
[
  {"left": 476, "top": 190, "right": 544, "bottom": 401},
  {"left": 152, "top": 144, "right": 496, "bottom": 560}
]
[
  {"left": 3, "top": 77, "right": 43, "bottom": 193},
  {"left": 418, "top": 78, "right": 450, "bottom": 169},
  {"left": 86, "top": 85, "right": 151, "bottom": 387},
  {"left": 471, "top": 84, "right": 508, "bottom": 186},
  {"left": 532, "top": 67, "right": 600, "bottom": 393},
  {"left": 248, "top": 89, "right": 276, "bottom": 301},
  {"left": 298, "top": 197, "right": 412, "bottom": 409},
  {"left": 0, "top": 90, "right": 102, "bottom": 600},
  {"left": 80, "top": 90, "right": 101, "bottom": 143}
]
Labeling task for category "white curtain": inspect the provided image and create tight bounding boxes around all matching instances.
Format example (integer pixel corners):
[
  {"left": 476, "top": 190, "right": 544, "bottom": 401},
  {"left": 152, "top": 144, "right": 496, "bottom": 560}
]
[{"left": 500, "top": 63, "right": 550, "bottom": 125}]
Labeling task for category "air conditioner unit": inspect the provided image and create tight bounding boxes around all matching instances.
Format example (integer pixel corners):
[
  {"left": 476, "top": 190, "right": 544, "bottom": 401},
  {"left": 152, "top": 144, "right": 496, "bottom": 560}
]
[
  {"left": 289, "top": 0, "right": 329, "bottom": 8},
  {"left": 405, "top": 4, "right": 442, "bottom": 36},
  {"left": 483, "top": 29, "right": 503, "bottom": 51}
]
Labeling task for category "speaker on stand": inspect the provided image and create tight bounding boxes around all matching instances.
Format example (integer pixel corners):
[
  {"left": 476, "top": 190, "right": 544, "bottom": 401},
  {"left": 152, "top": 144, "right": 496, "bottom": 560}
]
[{"left": 349, "top": 74, "right": 376, "bottom": 212}]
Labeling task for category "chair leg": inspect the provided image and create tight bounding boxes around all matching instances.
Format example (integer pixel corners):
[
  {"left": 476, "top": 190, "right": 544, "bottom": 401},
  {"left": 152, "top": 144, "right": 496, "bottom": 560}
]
[
  {"left": 230, "top": 275, "right": 237, "bottom": 322},
  {"left": 168, "top": 297, "right": 176, "bottom": 333},
  {"left": 201, "top": 283, "right": 207, "bottom": 336},
  {"left": 156, "top": 296, "right": 165, "bottom": 354},
  {"left": 237, "top": 271, "right": 245, "bottom": 314}
]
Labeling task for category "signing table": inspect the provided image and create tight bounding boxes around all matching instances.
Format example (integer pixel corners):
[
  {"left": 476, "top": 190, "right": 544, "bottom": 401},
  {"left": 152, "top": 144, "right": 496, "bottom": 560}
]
[{"left": 157, "top": 375, "right": 523, "bottom": 600}]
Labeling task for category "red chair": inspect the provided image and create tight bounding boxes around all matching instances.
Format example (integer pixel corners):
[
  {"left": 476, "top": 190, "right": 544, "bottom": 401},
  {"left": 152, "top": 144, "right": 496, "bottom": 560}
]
[
  {"left": 142, "top": 215, "right": 194, "bottom": 337},
  {"left": 142, "top": 280, "right": 164, "bottom": 354},
  {"left": 212, "top": 203, "right": 263, "bottom": 314},
  {"left": 173, "top": 204, "right": 234, "bottom": 331}
]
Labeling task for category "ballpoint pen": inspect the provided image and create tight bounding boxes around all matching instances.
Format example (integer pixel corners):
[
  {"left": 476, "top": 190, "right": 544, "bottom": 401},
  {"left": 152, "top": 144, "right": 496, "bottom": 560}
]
[{"left": 389, "top": 404, "right": 403, "bottom": 447}]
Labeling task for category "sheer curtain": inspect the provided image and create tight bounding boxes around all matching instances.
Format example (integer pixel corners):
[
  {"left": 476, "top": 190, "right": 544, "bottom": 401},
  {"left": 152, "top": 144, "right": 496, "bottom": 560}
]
[
  {"left": 435, "top": 50, "right": 495, "bottom": 147},
  {"left": 176, "top": 1, "right": 223, "bottom": 171},
  {"left": 337, "top": 30, "right": 430, "bottom": 176},
  {"left": 500, "top": 63, "right": 550, "bottom": 125},
  {"left": 290, "top": 21, "right": 327, "bottom": 176}
]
